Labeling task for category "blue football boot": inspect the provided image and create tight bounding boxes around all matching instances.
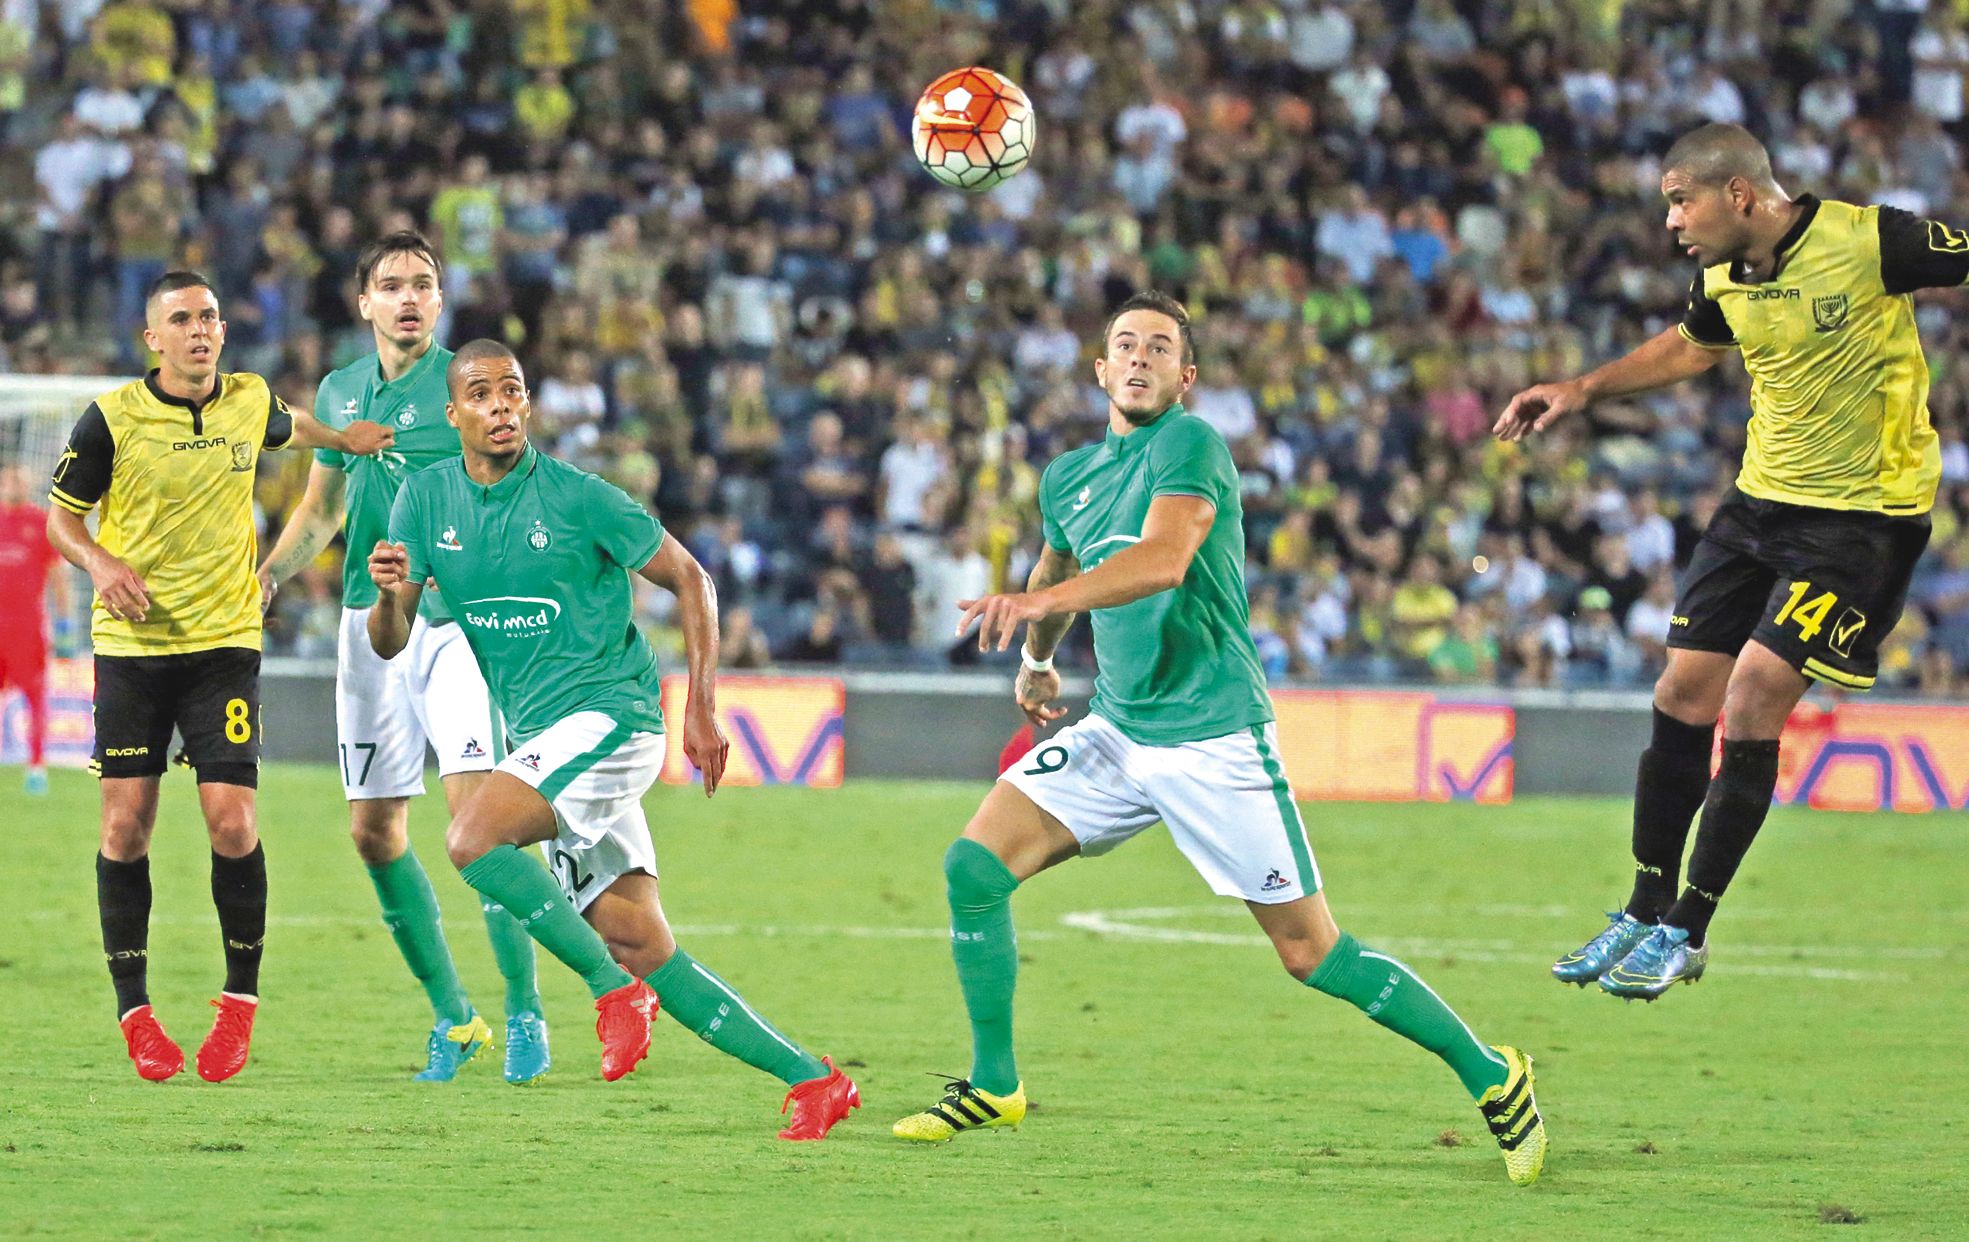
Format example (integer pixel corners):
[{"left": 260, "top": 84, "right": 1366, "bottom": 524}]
[
  {"left": 1600, "top": 925, "right": 1708, "bottom": 1001},
  {"left": 413, "top": 1013, "right": 492, "bottom": 1082},
  {"left": 504, "top": 1010, "right": 551, "bottom": 1085},
  {"left": 1552, "top": 912, "right": 1654, "bottom": 986}
]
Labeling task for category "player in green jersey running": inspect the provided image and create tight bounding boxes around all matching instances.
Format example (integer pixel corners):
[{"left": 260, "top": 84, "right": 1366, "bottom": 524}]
[
  {"left": 890, "top": 292, "right": 1547, "bottom": 1185},
  {"left": 367, "top": 339, "right": 859, "bottom": 1140},
  {"left": 258, "top": 233, "right": 547, "bottom": 1084}
]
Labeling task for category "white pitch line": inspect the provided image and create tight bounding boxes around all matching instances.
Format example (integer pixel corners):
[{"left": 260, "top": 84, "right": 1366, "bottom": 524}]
[
  {"left": 29, "top": 912, "right": 1068, "bottom": 942},
  {"left": 20, "top": 909, "right": 1936, "bottom": 981},
  {"left": 1086, "top": 905, "right": 1950, "bottom": 958},
  {"left": 1056, "top": 912, "right": 1914, "bottom": 982}
]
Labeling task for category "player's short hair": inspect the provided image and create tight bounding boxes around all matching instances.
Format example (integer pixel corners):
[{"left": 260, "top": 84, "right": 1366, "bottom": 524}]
[
  {"left": 1663, "top": 123, "right": 1778, "bottom": 191},
  {"left": 145, "top": 269, "right": 216, "bottom": 306},
  {"left": 446, "top": 338, "right": 521, "bottom": 392},
  {"left": 356, "top": 230, "right": 445, "bottom": 292},
  {"left": 1103, "top": 290, "right": 1195, "bottom": 365}
]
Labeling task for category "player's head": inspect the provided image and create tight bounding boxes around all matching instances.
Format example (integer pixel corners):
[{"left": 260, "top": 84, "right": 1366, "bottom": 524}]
[
  {"left": 1096, "top": 290, "right": 1197, "bottom": 426},
  {"left": 1660, "top": 123, "right": 1784, "bottom": 266},
  {"left": 142, "top": 271, "right": 224, "bottom": 385},
  {"left": 445, "top": 339, "right": 529, "bottom": 463},
  {"left": 356, "top": 230, "right": 444, "bottom": 352}
]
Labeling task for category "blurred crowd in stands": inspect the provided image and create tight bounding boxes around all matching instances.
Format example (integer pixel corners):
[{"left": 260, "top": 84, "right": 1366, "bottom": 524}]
[{"left": 8, "top": 0, "right": 1969, "bottom": 694}]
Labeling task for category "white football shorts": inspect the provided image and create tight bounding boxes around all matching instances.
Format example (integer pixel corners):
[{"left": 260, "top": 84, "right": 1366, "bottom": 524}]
[
  {"left": 496, "top": 711, "right": 664, "bottom": 913},
  {"left": 1001, "top": 712, "right": 1321, "bottom": 904},
  {"left": 335, "top": 607, "right": 497, "bottom": 800}
]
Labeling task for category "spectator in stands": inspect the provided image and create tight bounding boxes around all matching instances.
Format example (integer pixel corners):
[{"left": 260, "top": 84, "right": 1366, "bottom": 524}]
[
  {"left": 5, "top": 0, "right": 1966, "bottom": 696},
  {"left": 915, "top": 523, "right": 992, "bottom": 663},
  {"left": 859, "top": 532, "right": 917, "bottom": 653},
  {"left": 1390, "top": 554, "right": 1457, "bottom": 677},
  {"left": 1431, "top": 604, "right": 1499, "bottom": 685},
  {"left": 719, "top": 604, "right": 772, "bottom": 671}
]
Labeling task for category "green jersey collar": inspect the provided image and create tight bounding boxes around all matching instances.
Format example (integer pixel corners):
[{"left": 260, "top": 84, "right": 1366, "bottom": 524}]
[
  {"left": 471, "top": 443, "right": 540, "bottom": 502},
  {"left": 374, "top": 341, "right": 443, "bottom": 394},
  {"left": 1104, "top": 402, "right": 1185, "bottom": 458}
]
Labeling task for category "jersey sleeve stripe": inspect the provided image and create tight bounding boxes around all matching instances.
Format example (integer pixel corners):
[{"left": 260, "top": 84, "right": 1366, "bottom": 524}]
[
  {"left": 1676, "top": 323, "right": 1736, "bottom": 350},
  {"left": 49, "top": 485, "right": 95, "bottom": 514}
]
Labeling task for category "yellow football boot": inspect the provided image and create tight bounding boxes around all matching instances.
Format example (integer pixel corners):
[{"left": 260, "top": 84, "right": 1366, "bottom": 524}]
[
  {"left": 1477, "top": 1045, "right": 1548, "bottom": 1186},
  {"left": 892, "top": 1077, "right": 1026, "bottom": 1142}
]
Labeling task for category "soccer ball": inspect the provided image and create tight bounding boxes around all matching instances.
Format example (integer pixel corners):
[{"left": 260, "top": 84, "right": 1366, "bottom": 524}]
[{"left": 911, "top": 67, "right": 1036, "bottom": 192}]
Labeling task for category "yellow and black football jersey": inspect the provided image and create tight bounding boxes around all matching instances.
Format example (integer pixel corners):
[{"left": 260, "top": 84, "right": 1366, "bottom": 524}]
[
  {"left": 49, "top": 370, "right": 294, "bottom": 656},
  {"left": 1677, "top": 195, "right": 1965, "bottom": 516}
]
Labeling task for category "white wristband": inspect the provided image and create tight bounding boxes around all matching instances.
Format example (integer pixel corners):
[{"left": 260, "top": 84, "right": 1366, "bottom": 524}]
[{"left": 1021, "top": 647, "right": 1054, "bottom": 673}]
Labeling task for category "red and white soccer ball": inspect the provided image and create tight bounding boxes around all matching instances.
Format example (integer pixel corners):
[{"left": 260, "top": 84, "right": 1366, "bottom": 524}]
[{"left": 911, "top": 67, "right": 1037, "bottom": 192}]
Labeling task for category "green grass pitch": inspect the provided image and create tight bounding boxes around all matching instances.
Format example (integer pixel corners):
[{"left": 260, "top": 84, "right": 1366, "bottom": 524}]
[{"left": 2, "top": 765, "right": 1965, "bottom": 1239}]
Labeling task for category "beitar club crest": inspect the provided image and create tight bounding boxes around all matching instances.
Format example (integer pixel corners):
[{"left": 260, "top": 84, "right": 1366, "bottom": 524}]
[
  {"left": 230, "top": 442, "right": 253, "bottom": 471},
  {"left": 1813, "top": 293, "right": 1850, "bottom": 332},
  {"left": 526, "top": 519, "right": 552, "bottom": 552}
]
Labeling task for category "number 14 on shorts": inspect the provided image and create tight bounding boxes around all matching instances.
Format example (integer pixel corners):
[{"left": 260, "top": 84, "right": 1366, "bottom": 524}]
[{"left": 1774, "top": 579, "right": 1866, "bottom": 655}]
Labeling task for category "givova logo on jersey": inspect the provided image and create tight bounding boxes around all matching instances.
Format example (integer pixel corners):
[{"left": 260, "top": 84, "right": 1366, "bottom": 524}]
[{"left": 461, "top": 595, "right": 561, "bottom": 638}]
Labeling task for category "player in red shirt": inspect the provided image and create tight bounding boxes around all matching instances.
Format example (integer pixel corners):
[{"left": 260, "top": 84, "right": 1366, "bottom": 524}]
[{"left": 0, "top": 464, "right": 73, "bottom": 794}]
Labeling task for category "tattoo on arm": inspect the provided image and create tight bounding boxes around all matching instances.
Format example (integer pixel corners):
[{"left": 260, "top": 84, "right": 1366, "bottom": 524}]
[
  {"left": 265, "top": 470, "right": 346, "bottom": 584},
  {"left": 1024, "top": 546, "right": 1080, "bottom": 658}
]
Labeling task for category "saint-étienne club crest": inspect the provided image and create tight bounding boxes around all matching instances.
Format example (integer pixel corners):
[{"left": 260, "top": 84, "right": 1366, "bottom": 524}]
[
  {"left": 526, "top": 519, "right": 552, "bottom": 552},
  {"left": 1812, "top": 293, "right": 1850, "bottom": 333}
]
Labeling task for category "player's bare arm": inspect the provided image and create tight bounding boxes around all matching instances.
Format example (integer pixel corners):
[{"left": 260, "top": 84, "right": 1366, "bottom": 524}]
[
  {"left": 366, "top": 539, "right": 422, "bottom": 659},
  {"left": 1494, "top": 327, "right": 1722, "bottom": 442},
  {"left": 287, "top": 411, "right": 395, "bottom": 456},
  {"left": 1008, "top": 544, "right": 1080, "bottom": 727},
  {"left": 46, "top": 505, "right": 148, "bottom": 622},
  {"left": 957, "top": 493, "right": 1214, "bottom": 653},
  {"left": 257, "top": 463, "right": 348, "bottom": 612},
  {"left": 637, "top": 532, "right": 730, "bottom": 796}
]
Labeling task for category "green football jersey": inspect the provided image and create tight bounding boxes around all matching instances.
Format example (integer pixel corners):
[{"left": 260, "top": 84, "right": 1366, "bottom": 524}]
[
  {"left": 1038, "top": 403, "right": 1273, "bottom": 745},
  {"left": 314, "top": 344, "right": 459, "bottom": 620},
  {"left": 389, "top": 445, "right": 666, "bottom": 743}
]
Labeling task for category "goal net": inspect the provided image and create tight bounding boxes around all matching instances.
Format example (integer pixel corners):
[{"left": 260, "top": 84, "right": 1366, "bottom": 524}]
[
  {"left": 0, "top": 374, "right": 128, "bottom": 768},
  {"left": 0, "top": 373, "right": 129, "bottom": 483}
]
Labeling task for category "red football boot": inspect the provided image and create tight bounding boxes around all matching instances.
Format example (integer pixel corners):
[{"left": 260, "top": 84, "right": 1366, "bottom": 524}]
[
  {"left": 778, "top": 1057, "right": 861, "bottom": 1141},
  {"left": 195, "top": 994, "right": 258, "bottom": 1082},
  {"left": 119, "top": 1005, "right": 185, "bottom": 1082},
  {"left": 594, "top": 980, "right": 658, "bottom": 1081}
]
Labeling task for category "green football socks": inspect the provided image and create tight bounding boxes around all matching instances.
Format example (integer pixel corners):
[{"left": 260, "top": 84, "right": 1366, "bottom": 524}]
[
  {"left": 945, "top": 838, "right": 1022, "bottom": 1096},
  {"left": 367, "top": 848, "right": 472, "bottom": 1025},
  {"left": 1307, "top": 932, "right": 1510, "bottom": 1099},
  {"left": 646, "top": 948, "right": 827, "bottom": 1085},
  {"left": 458, "top": 845, "right": 632, "bottom": 1000},
  {"left": 480, "top": 900, "right": 543, "bottom": 1017}
]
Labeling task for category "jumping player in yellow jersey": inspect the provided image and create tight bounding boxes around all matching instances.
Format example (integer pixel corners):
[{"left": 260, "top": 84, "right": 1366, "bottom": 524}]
[
  {"left": 1498, "top": 123, "right": 1955, "bottom": 999},
  {"left": 892, "top": 293, "right": 1546, "bottom": 1186},
  {"left": 47, "top": 271, "right": 392, "bottom": 1081}
]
